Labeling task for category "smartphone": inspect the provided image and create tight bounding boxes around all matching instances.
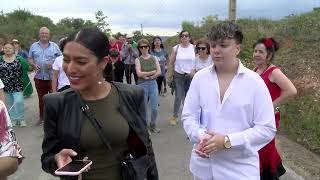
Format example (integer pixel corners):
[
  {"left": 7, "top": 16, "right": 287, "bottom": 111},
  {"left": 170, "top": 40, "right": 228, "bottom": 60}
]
[{"left": 55, "top": 160, "right": 92, "bottom": 176}]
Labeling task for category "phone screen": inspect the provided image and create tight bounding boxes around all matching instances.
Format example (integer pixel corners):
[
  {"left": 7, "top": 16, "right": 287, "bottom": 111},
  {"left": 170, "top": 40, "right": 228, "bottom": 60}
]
[{"left": 57, "top": 160, "right": 91, "bottom": 172}]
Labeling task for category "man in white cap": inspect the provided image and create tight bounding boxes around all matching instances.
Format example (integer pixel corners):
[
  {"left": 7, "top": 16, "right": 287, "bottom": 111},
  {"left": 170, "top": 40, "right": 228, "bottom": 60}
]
[{"left": 12, "top": 39, "right": 28, "bottom": 60}]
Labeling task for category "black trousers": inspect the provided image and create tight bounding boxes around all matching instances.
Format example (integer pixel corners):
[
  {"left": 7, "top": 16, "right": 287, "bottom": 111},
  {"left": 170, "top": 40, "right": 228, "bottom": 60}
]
[
  {"left": 114, "top": 61, "right": 125, "bottom": 82},
  {"left": 156, "top": 76, "right": 165, "bottom": 93},
  {"left": 103, "top": 61, "right": 125, "bottom": 82},
  {"left": 124, "top": 64, "right": 138, "bottom": 84}
]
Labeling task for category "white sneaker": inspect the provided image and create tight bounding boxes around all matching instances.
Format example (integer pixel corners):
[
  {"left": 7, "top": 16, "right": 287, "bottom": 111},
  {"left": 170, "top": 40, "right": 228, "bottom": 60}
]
[{"left": 20, "top": 120, "right": 27, "bottom": 127}]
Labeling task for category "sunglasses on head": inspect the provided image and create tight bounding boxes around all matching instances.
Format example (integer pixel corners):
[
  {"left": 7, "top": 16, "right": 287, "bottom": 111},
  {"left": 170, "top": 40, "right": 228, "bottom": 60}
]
[
  {"left": 197, "top": 47, "right": 206, "bottom": 51},
  {"left": 139, "top": 45, "right": 149, "bottom": 49},
  {"left": 180, "top": 34, "right": 189, "bottom": 38}
]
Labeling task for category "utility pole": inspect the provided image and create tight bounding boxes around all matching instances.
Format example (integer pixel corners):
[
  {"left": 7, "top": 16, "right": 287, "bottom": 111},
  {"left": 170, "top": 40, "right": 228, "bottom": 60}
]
[
  {"left": 228, "top": 0, "right": 237, "bottom": 22},
  {"left": 141, "top": 24, "right": 143, "bottom": 36}
]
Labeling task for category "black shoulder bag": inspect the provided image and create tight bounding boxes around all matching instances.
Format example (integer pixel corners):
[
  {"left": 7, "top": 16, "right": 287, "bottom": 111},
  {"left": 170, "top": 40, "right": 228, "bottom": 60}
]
[{"left": 79, "top": 99, "right": 150, "bottom": 180}]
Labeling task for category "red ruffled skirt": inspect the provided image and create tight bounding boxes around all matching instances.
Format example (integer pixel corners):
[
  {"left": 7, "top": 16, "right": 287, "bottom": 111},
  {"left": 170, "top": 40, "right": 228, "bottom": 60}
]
[{"left": 259, "top": 112, "right": 286, "bottom": 180}]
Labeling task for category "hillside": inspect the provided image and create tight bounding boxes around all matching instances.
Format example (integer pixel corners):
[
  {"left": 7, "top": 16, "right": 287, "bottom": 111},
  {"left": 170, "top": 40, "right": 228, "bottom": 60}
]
[{"left": 164, "top": 8, "right": 320, "bottom": 154}]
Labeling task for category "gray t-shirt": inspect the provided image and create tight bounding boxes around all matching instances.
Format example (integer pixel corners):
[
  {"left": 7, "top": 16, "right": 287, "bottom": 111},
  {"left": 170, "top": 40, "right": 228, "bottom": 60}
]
[{"left": 151, "top": 49, "right": 168, "bottom": 77}]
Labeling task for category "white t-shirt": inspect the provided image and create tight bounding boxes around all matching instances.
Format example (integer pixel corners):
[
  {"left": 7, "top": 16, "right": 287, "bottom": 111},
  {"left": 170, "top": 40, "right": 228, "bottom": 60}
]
[
  {"left": 52, "top": 56, "right": 70, "bottom": 90},
  {"left": 174, "top": 44, "right": 196, "bottom": 74},
  {"left": 0, "top": 79, "right": 4, "bottom": 89},
  {"left": 194, "top": 55, "right": 213, "bottom": 72}
]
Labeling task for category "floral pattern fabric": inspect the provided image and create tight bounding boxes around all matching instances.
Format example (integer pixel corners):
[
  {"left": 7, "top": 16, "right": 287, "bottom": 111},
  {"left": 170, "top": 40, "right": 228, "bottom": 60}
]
[
  {"left": 0, "top": 101, "right": 23, "bottom": 159},
  {"left": 0, "top": 58, "right": 24, "bottom": 93}
]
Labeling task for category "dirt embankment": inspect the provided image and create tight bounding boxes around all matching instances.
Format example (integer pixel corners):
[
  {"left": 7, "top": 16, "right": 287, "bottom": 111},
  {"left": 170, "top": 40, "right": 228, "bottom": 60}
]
[{"left": 277, "top": 135, "right": 320, "bottom": 179}]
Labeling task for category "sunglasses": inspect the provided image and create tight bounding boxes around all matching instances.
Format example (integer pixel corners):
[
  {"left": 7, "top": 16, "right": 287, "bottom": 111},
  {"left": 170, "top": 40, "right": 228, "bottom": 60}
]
[
  {"left": 139, "top": 45, "right": 149, "bottom": 49},
  {"left": 180, "top": 34, "right": 189, "bottom": 38},
  {"left": 197, "top": 47, "right": 207, "bottom": 51}
]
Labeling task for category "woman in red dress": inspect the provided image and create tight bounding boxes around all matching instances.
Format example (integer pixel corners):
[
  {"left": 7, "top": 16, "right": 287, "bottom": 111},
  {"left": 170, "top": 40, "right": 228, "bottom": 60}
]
[{"left": 253, "top": 37, "right": 297, "bottom": 179}]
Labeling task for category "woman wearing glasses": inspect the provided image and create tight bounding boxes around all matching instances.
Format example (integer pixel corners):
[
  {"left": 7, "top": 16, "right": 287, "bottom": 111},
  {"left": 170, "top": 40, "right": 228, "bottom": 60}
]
[
  {"left": 135, "top": 39, "right": 161, "bottom": 133},
  {"left": 191, "top": 39, "right": 213, "bottom": 75},
  {"left": 167, "top": 30, "right": 195, "bottom": 126}
]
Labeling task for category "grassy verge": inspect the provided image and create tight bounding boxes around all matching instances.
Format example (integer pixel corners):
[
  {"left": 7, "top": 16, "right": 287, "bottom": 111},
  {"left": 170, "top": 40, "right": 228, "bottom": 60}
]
[{"left": 279, "top": 95, "right": 320, "bottom": 154}]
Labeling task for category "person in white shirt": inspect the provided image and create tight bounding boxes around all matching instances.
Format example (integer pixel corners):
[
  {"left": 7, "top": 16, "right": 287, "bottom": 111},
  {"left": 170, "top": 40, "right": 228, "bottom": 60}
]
[
  {"left": 52, "top": 37, "right": 70, "bottom": 92},
  {"left": 191, "top": 39, "right": 213, "bottom": 75},
  {"left": 167, "top": 30, "right": 196, "bottom": 126},
  {"left": 181, "top": 22, "right": 276, "bottom": 180}
]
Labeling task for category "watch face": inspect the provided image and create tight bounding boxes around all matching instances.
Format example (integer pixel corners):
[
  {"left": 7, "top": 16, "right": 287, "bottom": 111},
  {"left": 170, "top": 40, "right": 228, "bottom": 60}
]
[{"left": 224, "top": 136, "right": 231, "bottom": 149}]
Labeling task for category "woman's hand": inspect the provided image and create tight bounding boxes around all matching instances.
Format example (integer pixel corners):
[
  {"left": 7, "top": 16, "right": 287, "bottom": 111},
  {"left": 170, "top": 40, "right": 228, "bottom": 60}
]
[{"left": 54, "top": 149, "right": 77, "bottom": 168}]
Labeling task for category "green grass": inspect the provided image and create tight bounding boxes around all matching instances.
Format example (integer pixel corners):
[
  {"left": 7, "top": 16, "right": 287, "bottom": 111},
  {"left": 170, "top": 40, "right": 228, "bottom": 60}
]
[
  {"left": 162, "top": 9, "right": 320, "bottom": 154},
  {"left": 279, "top": 96, "right": 320, "bottom": 154}
]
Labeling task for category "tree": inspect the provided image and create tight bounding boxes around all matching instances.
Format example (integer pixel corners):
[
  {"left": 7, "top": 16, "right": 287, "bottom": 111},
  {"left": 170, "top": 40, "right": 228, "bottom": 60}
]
[
  {"left": 95, "top": 10, "right": 111, "bottom": 35},
  {"left": 181, "top": 21, "right": 195, "bottom": 32},
  {"left": 57, "top": 18, "right": 96, "bottom": 32},
  {"left": 201, "top": 15, "right": 218, "bottom": 26},
  {"left": 132, "top": 30, "right": 143, "bottom": 41},
  {"left": 113, "top": 32, "right": 124, "bottom": 39}
]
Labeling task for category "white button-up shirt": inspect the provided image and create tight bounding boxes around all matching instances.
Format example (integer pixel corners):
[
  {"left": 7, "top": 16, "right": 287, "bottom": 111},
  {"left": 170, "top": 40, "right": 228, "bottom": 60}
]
[{"left": 182, "top": 61, "right": 276, "bottom": 180}]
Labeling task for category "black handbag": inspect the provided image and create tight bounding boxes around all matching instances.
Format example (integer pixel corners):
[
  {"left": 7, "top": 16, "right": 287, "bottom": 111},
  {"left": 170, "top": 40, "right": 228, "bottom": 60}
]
[{"left": 79, "top": 102, "right": 150, "bottom": 180}]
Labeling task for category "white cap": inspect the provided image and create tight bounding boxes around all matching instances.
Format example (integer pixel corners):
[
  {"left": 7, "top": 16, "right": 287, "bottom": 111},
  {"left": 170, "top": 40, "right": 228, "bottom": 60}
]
[{"left": 12, "top": 39, "right": 19, "bottom": 43}]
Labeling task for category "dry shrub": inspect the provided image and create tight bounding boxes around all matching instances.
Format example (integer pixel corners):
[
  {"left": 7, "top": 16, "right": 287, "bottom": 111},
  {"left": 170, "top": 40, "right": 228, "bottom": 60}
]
[{"left": 292, "top": 72, "right": 320, "bottom": 101}]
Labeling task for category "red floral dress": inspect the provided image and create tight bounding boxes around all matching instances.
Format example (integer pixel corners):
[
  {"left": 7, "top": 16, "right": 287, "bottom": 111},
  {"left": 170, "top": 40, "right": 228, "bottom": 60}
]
[{"left": 254, "top": 66, "right": 286, "bottom": 179}]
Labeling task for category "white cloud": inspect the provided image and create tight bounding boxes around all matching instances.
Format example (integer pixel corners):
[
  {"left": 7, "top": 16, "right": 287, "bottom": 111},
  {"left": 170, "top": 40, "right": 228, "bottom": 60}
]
[{"left": 1, "top": 0, "right": 319, "bottom": 36}]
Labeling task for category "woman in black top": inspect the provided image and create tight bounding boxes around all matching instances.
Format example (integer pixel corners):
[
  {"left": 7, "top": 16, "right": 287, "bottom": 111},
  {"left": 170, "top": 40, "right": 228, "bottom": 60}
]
[{"left": 41, "top": 28, "right": 158, "bottom": 180}]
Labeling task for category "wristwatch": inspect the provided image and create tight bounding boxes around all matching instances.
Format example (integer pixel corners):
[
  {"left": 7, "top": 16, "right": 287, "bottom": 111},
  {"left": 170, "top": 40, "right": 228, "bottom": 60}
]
[{"left": 224, "top": 136, "right": 232, "bottom": 149}]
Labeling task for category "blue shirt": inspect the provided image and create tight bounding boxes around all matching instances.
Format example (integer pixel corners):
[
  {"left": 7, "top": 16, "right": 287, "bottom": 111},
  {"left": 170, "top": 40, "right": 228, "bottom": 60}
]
[
  {"left": 28, "top": 41, "right": 61, "bottom": 80},
  {"left": 17, "top": 49, "right": 28, "bottom": 60},
  {"left": 151, "top": 49, "right": 168, "bottom": 77}
]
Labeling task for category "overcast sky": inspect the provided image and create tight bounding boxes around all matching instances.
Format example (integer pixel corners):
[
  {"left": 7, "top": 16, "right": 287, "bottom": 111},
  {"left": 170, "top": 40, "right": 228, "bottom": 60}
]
[{"left": 2, "top": 0, "right": 320, "bottom": 36}]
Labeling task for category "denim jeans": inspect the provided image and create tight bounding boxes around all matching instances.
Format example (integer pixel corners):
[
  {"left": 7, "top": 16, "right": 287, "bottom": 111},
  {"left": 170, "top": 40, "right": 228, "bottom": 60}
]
[
  {"left": 5, "top": 91, "right": 24, "bottom": 122},
  {"left": 173, "top": 72, "right": 192, "bottom": 117},
  {"left": 138, "top": 80, "right": 159, "bottom": 126}
]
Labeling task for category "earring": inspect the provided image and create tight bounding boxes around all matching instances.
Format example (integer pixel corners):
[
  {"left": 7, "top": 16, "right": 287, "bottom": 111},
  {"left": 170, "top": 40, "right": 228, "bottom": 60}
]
[{"left": 98, "top": 81, "right": 102, "bottom": 85}]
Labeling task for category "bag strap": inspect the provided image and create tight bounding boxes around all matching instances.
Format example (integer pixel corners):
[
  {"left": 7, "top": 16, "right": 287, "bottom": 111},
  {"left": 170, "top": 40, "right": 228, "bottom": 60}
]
[
  {"left": 173, "top": 45, "right": 180, "bottom": 64},
  {"left": 77, "top": 92, "right": 127, "bottom": 161}
]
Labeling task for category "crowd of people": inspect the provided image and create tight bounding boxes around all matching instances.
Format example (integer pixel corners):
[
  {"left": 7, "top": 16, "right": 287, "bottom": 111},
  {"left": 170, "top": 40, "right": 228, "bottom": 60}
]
[{"left": 0, "top": 22, "right": 297, "bottom": 180}]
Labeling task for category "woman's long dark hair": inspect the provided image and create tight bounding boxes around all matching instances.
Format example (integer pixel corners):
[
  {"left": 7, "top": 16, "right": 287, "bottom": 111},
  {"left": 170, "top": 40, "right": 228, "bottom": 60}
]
[
  {"left": 151, "top": 36, "right": 164, "bottom": 52},
  {"left": 65, "top": 28, "right": 109, "bottom": 63}
]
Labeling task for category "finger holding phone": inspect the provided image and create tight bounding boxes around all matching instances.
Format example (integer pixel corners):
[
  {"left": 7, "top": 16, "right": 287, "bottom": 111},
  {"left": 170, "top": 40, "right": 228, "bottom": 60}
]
[
  {"left": 55, "top": 149, "right": 78, "bottom": 169},
  {"left": 54, "top": 149, "right": 92, "bottom": 176}
]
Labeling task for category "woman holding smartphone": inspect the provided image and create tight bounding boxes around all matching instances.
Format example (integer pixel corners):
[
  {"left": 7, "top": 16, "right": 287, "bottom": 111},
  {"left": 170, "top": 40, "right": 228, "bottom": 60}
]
[{"left": 41, "top": 28, "right": 158, "bottom": 180}]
